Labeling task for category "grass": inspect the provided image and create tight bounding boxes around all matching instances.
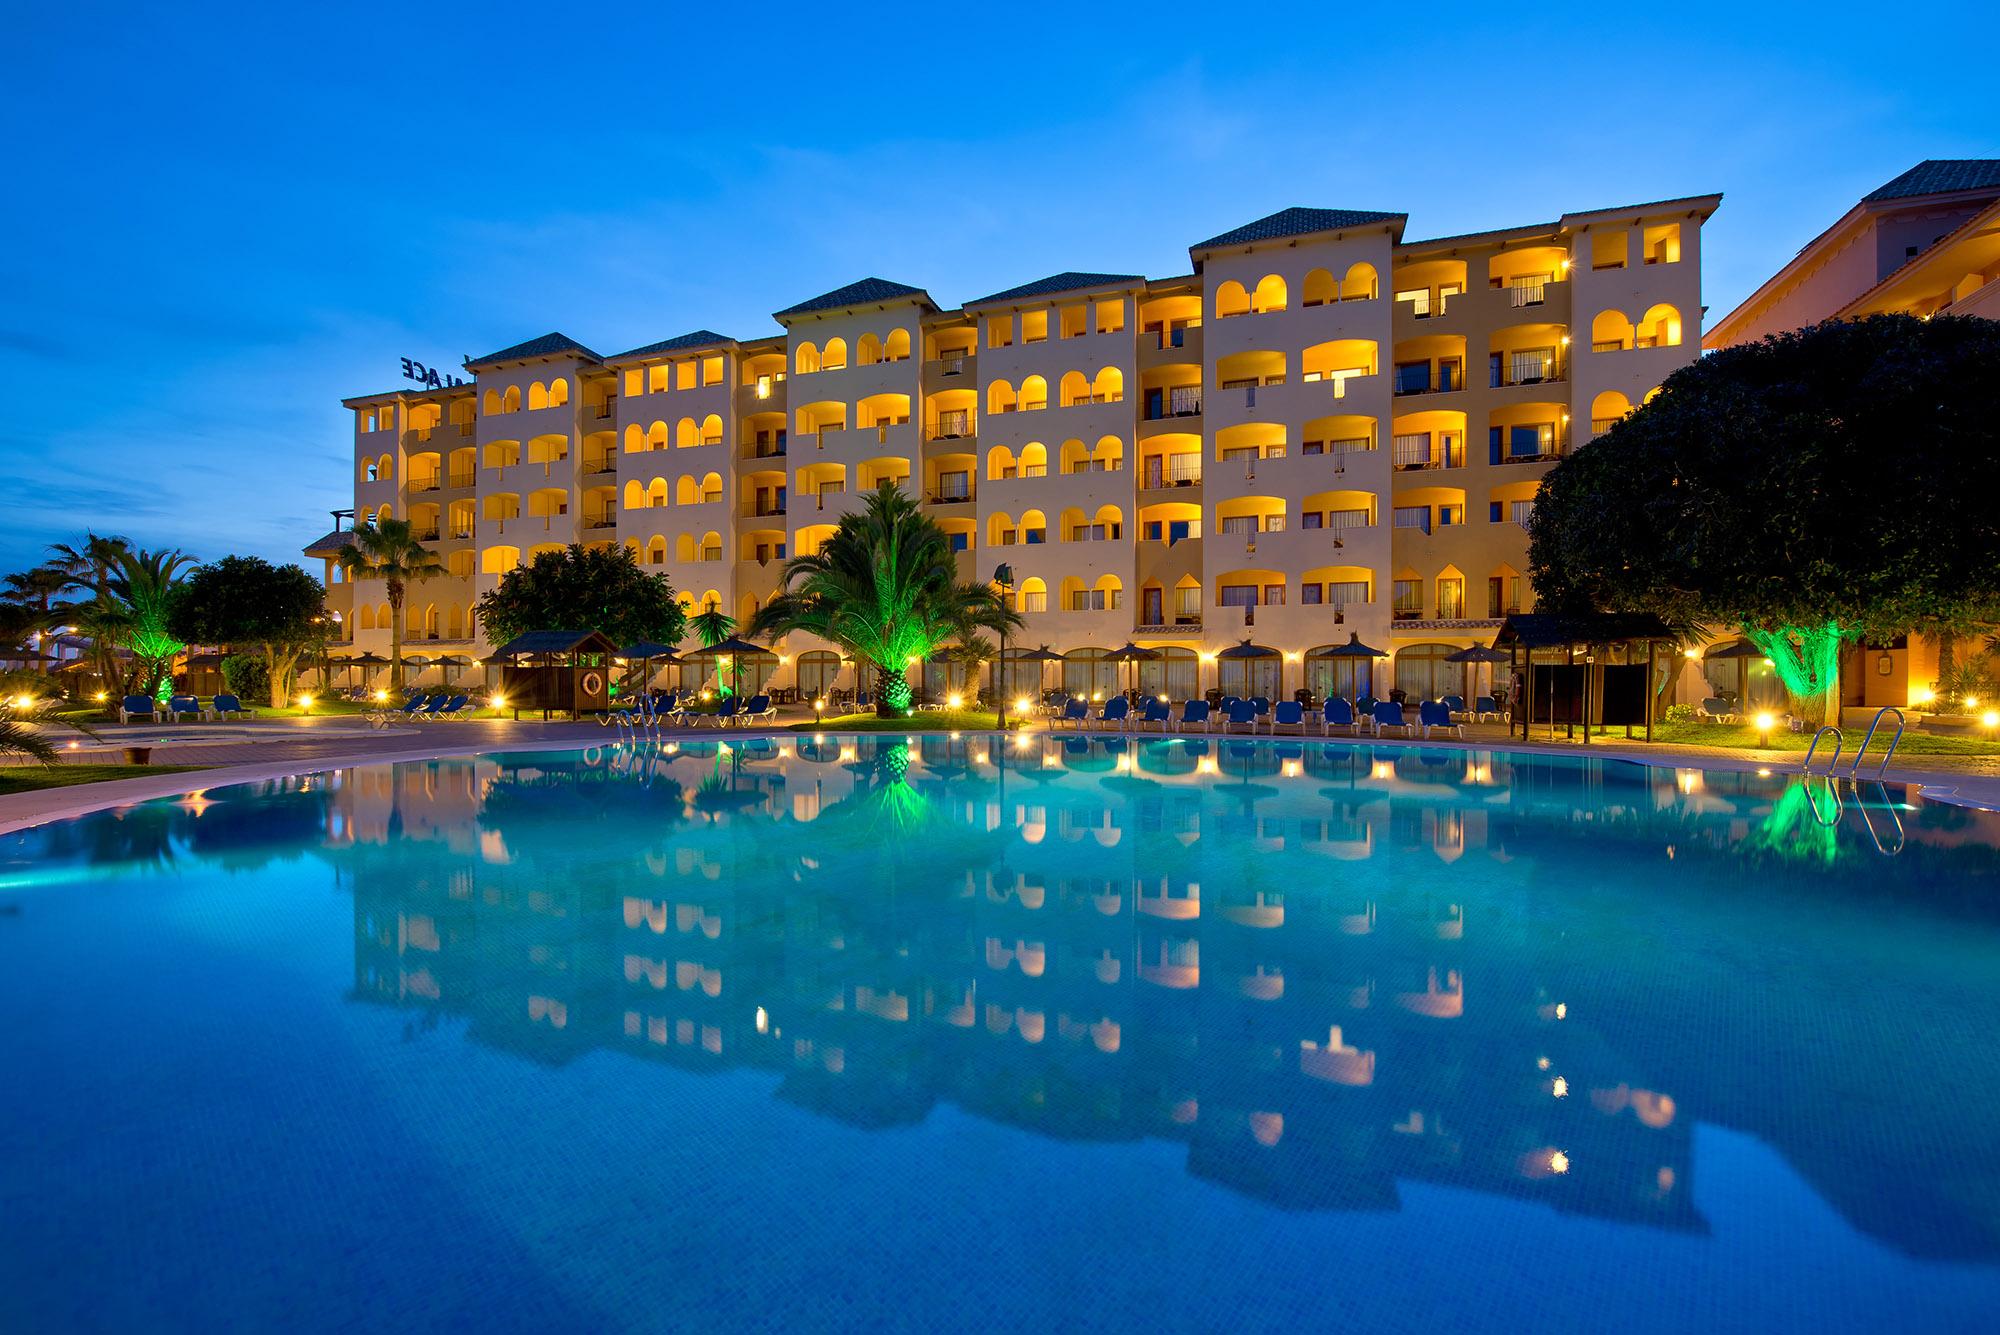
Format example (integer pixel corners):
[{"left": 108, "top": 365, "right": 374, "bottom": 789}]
[
  {"left": 1649, "top": 720, "right": 2000, "bottom": 756},
  {"left": 790, "top": 709, "right": 1011, "bottom": 733},
  {"left": 0, "top": 763, "right": 208, "bottom": 795}
]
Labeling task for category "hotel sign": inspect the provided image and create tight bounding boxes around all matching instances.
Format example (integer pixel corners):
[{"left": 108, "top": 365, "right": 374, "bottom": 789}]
[{"left": 400, "top": 357, "right": 466, "bottom": 390}]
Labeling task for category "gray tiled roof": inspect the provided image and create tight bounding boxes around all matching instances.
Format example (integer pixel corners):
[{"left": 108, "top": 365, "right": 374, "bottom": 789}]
[
  {"left": 1864, "top": 160, "right": 2000, "bottom": 203},
  {"left": 773, "top": 277, "right": 931, "bottom": 319},
  {"left": 465, "top": 332, "right": 602, "bottom": 369},
  {"left": 607, "top": 329, "right": 734, "bottom": 361},
  {"left": 1191, "top": 207, "right": 1404, "bottom": 252},
  {"left": 966, "top": 271, "right": 1144, "bottom": 306},
  {"left": 302, "top": 529, "right": 355, "bottom": 558}
]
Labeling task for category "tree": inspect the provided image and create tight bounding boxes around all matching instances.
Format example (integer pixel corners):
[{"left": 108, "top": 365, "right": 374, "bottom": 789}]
[
  {"left": 334, "top": 519, "right": 445, "bottom": 692},
  {"left": 167, "top": 556, "right": 327, "bottom": 707},
  {"left": 1528, "top": 314, "right": 2000, "bottom": 723},
  {"left": 46, "top": 533, "right": 134, "bottom": 692},
  {"left": 477, "top": 543, "right": 687, "bottom": 649},
  {"left": 686, "top": 607, "right": 739, "bottom": 695},
  {"left": 748, "top": 483, "right": 1022, "bottom": 716},
  {"left": 100, "top": 547, "right": 196, "bottom": 698}
]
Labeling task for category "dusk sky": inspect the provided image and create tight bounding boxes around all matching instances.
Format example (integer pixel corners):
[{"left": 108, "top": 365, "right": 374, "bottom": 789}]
[{"left": 1, "top": 2, "right": 1991, "bottom": 576}]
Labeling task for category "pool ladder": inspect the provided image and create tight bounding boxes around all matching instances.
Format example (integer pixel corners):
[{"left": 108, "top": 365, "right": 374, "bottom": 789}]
[{"left": 1800, "top": 707, "right": 1905, "bottom": 780}]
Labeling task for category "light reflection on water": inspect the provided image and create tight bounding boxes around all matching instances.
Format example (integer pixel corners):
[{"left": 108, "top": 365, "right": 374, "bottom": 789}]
[{"left": 3, "top": 736, "right": 2000, "bottom": 1332}]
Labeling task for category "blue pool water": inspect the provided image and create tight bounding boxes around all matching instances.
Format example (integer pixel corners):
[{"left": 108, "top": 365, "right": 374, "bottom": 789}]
[{"left": 3, "top": 736, "right": 1998, "bottom": 1333}]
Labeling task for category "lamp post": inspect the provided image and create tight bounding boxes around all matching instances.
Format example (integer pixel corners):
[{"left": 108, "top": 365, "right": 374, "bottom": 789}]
[{"left": 993, "top": 563, "right": 1013, "bottom": 731}]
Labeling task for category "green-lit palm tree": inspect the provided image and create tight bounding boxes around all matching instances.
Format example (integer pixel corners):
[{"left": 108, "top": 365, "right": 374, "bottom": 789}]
[
  {"left": 101, "top": 547, "right": 196, "bottom": 698},
  {"left": 748, "top": 483, "right": 1022, "bottom": 717},
  {"left": 335, "top": 518, "right": 445, "bottom": 692},
  {"left": 45, "top": 533, "right": 133, "bottom": 692},
  {"left": 0, "top": 718, "right": 60, "bottom": 766}
]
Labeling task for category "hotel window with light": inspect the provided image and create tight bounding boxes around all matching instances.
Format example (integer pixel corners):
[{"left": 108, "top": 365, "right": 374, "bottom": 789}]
[
  {"left": 1021, "top": 310, "right": 1049, "bottom": 344},
  {"left": 624, "top": 368, "right": 643, "bottom": 397},
  {"left": 648, "top": 365, "right": 670, "bottom": 393},
  {"left": 1094, "top": 298, "right": 1124, "bottom": 334},
  {"left": 1437, "top": 577, "right": 1464, "bottom": 620},
  {"left": 1393, "top": 505, "right": 1431, "bottom": 534},
  {"left": 1059, "top": 305, "right": 1087, "bottom": 339},
  {"left": 1393, "top": 580, "right": 1422, "bottom": 619}
]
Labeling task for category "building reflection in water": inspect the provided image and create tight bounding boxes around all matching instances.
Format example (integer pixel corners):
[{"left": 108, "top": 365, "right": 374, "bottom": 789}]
[{"left": 252, "top": 736, "right": 2000, "bottom": 1259}]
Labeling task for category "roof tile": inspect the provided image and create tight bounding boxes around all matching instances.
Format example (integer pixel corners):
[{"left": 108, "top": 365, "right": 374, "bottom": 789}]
[
  {"left": 773, "top": 277, "right": 931, "bottom": 319},
  {"left": 465, "top": 332, "right": 601, "bottom": 370},
  {"left": 1863, "top": 160, "right": 2000, "bottom": 203},
  {"left": 966, "top": 271, "right": 1143, "bottom": 306},
  {"left": 1191, "top": 207, "right": 1404, "bottom": 252},
  {"left": 607, "top": 329, "right": 734, "bottom": 361}
]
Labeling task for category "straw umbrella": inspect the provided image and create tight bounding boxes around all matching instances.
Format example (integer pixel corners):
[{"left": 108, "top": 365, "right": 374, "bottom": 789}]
[
  {"left": 1323, "top": 632, "right": 1386, "bottom": 702},
  {"left": 1699, "top": 637, "right": 1764, "bottom": 709},
  {"left": 1443, "top": 643, "right": 1510, "bottom": 704},
  {"left": 701, "top": 635, "right": 769, "bottom": 698},
  {"left": 1106, "top": 642, "right": 1162, "bottom": 701},
  {"left": 1216, "top": 638, "right": 1282, "bottom": 700},
  {"left": 1006, "top": 644, "right": 1064, "bottom": 707},
  {"left": 617, "top": 641, "right": 680, "bottom": 697}
]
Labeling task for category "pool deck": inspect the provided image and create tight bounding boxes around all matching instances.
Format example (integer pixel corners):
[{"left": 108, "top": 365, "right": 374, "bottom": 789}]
[{"left": 5, "top": 711, "right": 1999, "bottom": 836}]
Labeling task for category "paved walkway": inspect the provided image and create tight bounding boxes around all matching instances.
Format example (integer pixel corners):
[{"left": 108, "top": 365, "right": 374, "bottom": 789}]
[{"left": 5, "top": 711, "right": 1997, "bottom": 836}]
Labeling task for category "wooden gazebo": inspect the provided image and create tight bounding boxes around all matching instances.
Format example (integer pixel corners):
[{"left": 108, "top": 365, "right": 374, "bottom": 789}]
[
  {"left": 1493, "top": 613, "right": 1676, "bottom": 743},
  {"left": 488, "top": 630, "right": 618, "bottom": 719}
]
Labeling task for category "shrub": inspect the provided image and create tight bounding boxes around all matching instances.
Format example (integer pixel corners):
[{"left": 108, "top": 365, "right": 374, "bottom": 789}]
[
  {"left": 221, "top": 653, "right": 270, "bottom": 704},
  {"left": 1662, "top": 703, "right": 1700, "bottom": 723}
]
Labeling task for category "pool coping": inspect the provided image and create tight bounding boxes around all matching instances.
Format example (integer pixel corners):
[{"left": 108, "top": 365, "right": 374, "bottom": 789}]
[{"left": 3, "top": 726, "right": 1996, "bottom": 838}]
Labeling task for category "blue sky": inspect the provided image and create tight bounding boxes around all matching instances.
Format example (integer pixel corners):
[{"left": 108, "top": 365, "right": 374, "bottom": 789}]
[{"left": 0, "top": 1, "right": 1991, "bottom": 576}]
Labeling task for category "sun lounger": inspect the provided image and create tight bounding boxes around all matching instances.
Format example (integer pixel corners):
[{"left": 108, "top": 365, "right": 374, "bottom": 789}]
[
  {"left": 1094, "top": 696, "right": 1131, "bottom": 730},
  {"left": 736, "top": 694, "right": 776, "bottom": 726},
  {"left": 210, "top": 693, "right": 253, "bottom": 720},
  {"left": 118, "top": 694, "right": 157, "bottom": 725},
  {"left": 1269, "top": 700, "right": 1307, "bottom": 735},
  {"left": 1371, "top": 701, "right": 1414, "bottom": 738},
  {"left": 1221, "top": 698, "right": 1259, "bottom": 734},
  {"left": 1177, "top": 700, "right": 1212, "bottom": 733},
  {"left": 1419, "top": 700, "right": 1464, "bottom": 739},
  {"left": 1320, "top": 697, "right": 1359, "bottom": 736}
]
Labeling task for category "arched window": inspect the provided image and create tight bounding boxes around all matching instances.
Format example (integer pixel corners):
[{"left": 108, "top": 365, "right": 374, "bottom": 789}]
[
  {"left": 1302, "top": 268, "right": 1337, "bottom": 307},
  {"left": 822, "top": 337, "right": 848, "bottom": 371},
  {"left": 1059, "top": 371, "right": 1089, "bottom": 407},
  {"left": 1589, "top": 390, "right": 1632, "bottom": 438},
  {"left": 885, "top": 328, "right": 911, "bottom": 361},
  {"left": 645, "top": 537, "right": 667, "bottom": 565},
  {"left": 548, "top": 377, "right": 570, "bottom": 406},
  {"left": 700, "top": 413, "right": 723, "bottom": 445},
  {"left": 501, "top": 385, "right": 521, "bottom": 413},
  {"left": 1637, "top": 303, "right": 1683, "bottom": 348},
  {"left": 676, "top": 475, "right": 701, "bottom": 506},
  {"left": 646, "top": 478, "right": 669, "bottom": 508},
  {"left": 675, "top": 417, "right": 700, "bottom": 448},
  {"left": 796, "top": 342, "right": 820, "bottom": 375},
  {"left": 1341, "top": 262, "right": 1378, "bottom": 301},
  {"left": 1020, "top": 375, "right": 1048, "bottom": 410},
  {"left": 1591, "top": 309, "right": 1635, "bottom": 352},
  {"left": 1393, "top": 642, "right": 1461, "bottom": 703},
  {"left": 986, "top": 445, "right": 1018, "bottom": 480},
  {"left": 483, "top": 388, "right": 500, "bottom": 415},
  {"left": 1091, "top": 367, "right": 1123, "bottom": 403},
  {"left": 1252, "top": 274, "right": 1287, "bottom": 313},
  {"left": 646, "top": 420, "right": 670, "bottom": 451},
  {"left": 1216, "top": 280, "right": 1250, "bottom": 319},
  {"left": 857, "top": 333, "right": 882, "bottom": 365},
  {"left": 988, "top": 380, "right": 1017, "bottom": 415},
  {"left": 481, "top": 545, "right": 519, "bottom": 575},
  {"left": 622, "top": 480, "right": 645, "bottom": 509},
  {"left": 1019, "top": 442, "right": 1048, "bottom": 478},
  {"left": 528, "top": 381, "right": 548, "bottom": 410},
  {"left": 623, "top": 424, "right": 644, "bottom": 453}
]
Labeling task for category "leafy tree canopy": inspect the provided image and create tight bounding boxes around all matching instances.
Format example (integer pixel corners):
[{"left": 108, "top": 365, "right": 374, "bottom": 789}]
[
  {"left": 168, "top": 556, "right": 325, "bottom": 648},
  {"left": 1529, "top": 314, "right": 2000, "bottom": 716},
  {"left": 477, "top": 543, "right": 687, "bottom": 649}
]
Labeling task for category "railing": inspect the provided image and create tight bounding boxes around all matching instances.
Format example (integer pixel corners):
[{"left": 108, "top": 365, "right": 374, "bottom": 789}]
[
  {"left": 592, "top": 401, "right": 614, "bottom": 420},
  {"left": 448, "top": 471, "right": 476, "bottom": 488},
  {"left": 1491, "top": 352, "right": 1567, "bottom": 387},
  {"left": 581, "top": 460, "right": 616, "bottom": 477},
  {"left": 1393, "top": 365, "right": 1461, "bottom": 396},
  {"left": 930, "top": 413, "right": 974, "bottom": 440},
  {"left": 409, "top": 479, "right": 442, "bottom": 493},
  {"left": 937, "top": 355, "right": 968, "bottom": 376},
  {"left": 927, "top": 489, "right": 973, "bottom": 505},
  {"left": 750, "top": 504, "right": 787, "bottom": 518},
  {"left": 583, "top": 516, "right": 616, "bottom": 531},
  {"left": 411, "top": 527, "right": 441, "bottom": 541}
]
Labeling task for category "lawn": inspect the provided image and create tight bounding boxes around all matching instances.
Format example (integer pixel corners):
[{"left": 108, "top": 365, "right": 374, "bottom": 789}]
[
  {"left": 1649, "top": 720, "right": 2000, "bottom": 757},
  {"left": 790, "top": 709, "right": 1012, "bottom": 733},
  {"left": 0, "top": 764, "right": 209, "bottom": 796}
]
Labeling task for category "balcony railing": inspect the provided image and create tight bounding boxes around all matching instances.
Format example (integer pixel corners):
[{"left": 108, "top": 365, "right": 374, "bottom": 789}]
[
  {"left": 409, "top": 479, "right": 442, "bottom": 493},
  {"left": 448, "top": 471, "right": 476, "bottom": 488},
  {"left": 583, "top": 516, "right": 616, "bottom": 531},
  {"left": 1490, "top": 352, "right": 1567, "bottom": 388},
  {"left": 927, "top": 489, "right": 973, "bottom": 506},
  {"left": 410, "top": 527, "right": 441, "bottom": 542},
  {"left": 1143, "top": 386, "right": 1204, "bottom": 421},
  {"left": 930, "top": 413, "right": 974, "bottom": 440},
  {"left": 1393, "top": 364, "right": 1461, "bottom": 396}
]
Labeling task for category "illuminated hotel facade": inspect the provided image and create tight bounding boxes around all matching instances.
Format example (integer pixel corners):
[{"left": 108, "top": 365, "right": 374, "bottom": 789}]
[{"left": 319, "top": 195, "right": 1718, "bottom": 701}]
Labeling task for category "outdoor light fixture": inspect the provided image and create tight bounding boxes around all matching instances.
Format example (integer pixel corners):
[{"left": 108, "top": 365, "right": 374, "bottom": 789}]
[
  {"left": 1983, "top": 711, "right": 1999, "bottom": 730},
  {"left": 1913, "top": 687, "right": 1935, "bottom": 706},
  {"left": 298, "top": 695, "right": 315, "bottom": 712},
  {"left": 1013, "top": 696, "right": 1029, "bottom": 713},
  {"left": 93, "top": 691, "right": 107, "bottom": 703},
  {"left": 947, "top": 693, "right": 963, "bottom": 709},
  {"left": 1754, "top": 711, "right": 1775, "bottom": 744},
  {"left": 490, "top": 694, "right": 507, "bottom": 710},
  {"left": 373, "top": 690, "right": 389, "bottom": 703}
]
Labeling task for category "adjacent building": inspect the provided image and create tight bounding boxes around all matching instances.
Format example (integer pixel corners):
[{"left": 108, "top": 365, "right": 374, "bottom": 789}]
[
  {"left": 317, "top": 193, "right": 1720, "bottom": 702},
  {"left": 1706, "top": 159, "right": 2000, "bottom": 712}
]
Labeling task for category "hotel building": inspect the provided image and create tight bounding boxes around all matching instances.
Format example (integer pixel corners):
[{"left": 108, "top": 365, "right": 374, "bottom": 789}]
[
  {"left": 317, "top": 194, "right": 1718, "bottom": 702},
  {"left": 1706, "top": 159, "right": 2000, "bottom": 712}
]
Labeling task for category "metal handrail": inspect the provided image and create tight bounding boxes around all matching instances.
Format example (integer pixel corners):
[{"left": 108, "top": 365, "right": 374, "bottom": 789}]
[
  {"left": 1853, "top": 779, "right": 1907, "bottom": 856},
  {"left": 1802, "top": 725, "right": 1843, "bottom": 775},
  {"left": 1847, "top": 706, "right": 1905, "bottom": 779},
  {"left": 1800, "top": 776, "right": 1843, "bottom": 828}
]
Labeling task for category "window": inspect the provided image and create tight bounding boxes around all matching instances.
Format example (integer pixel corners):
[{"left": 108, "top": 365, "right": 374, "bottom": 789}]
[
  {"left": 1395, "top": 287, "right": 1431, "bottom": 318},
  {"left": 1393, "top": 432, "right": 1432, "bottom": 469},
  {"left": 1329, "top": 508, "right": 1370, "bottom": 534},
  {"left": 624, "top": 368, "right": 643, "bottom": 397},
  {"left": 1511, "top": 499, "right": 1535, "bottom": 527},
  {"left": 1022, "top": 311, "right": 1049, "bottom": 344},
  {"left": 1094, "top": 298, "right": 1124, "bottom": 334},
  {"left": 1437, "top": 577, "right": 1464, "bottom": 619},
  {"left": 1591, "top": 230, "right": 1629, "bottom": 271},
  {"left": 1174, "top": 586, "right": 1201, "bottom": 617},
  {"left": 1488, "top": 574, "right": 1523, "bottom": 617},
  {"left": 1439, "top": 505, "right": 1463, "bottom": 526},
  {"left": 1300, "top": 583, "right": 1322, "bottom": 605},
  {"left": 987, "top": 317, "right": 1012, "bottom": 349},
  {"left": 1060, "top": 305, "right": 1086, "bottom": 339},
  {"left": 648, "top": 364, "right": 670, "bottom": 393},
  {"left": 702, "top": 355, "right": 724, "bottom": 386},
  {"left": 1328, "top": 580, "right": 1370, "bottom": 606},
  {"left": 1393, "top": 579, "right": 1422, "bottom": 619},
  {"left": 1219, "top": 585, "right": 1258, "bottom": 608},
  {"left": 1393, "top": 506, "right": 1432, "bottom": 533},
  {"left": 1020, "top": 588, "right": 1046, "bottom": 612}
]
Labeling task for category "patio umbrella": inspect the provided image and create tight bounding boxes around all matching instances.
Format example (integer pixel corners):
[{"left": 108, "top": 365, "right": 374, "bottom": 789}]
[
  {"left": 1322, "top": 632, "right": 1386, "bottom": 702},
  {"left": 1444, "top": 643, "right": 1511, "bottom": 704},
  {"left": 349, "top": 650, "right": 389, "bottom": 686},
  {"left": 617, "top": 641, "right": 681, "bottom": 693},
  {"left": 1698, "top": 637, "right": 1764, "bottom": 708},
  {"left": 1216, "top": 638, "right": 1280, "bottom": 700},
  {"left": 1106, "top": 642, "right": 1161, "bottom": 698},
  {"left": 695, "top": 636, "right": 769, "bottom": 695},
  {"left": 1006, "top": 644, "right": 1064, "bottom": 704}
]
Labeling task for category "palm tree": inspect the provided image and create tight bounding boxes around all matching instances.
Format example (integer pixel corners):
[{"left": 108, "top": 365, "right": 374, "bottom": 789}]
[
  {"left": 748, "top": 483, "right": 1022, "bottom": 717},
  {"left": 686, "top": 607, "right": 739, "bottom": 696},
  {"left": 335, "top": 519, "right": 445, "bottom": 692},
  {"left": 0, "top": 718, "right": 59, "bottom": 766},
  {"left": 47, "top": 533, "right": 134, "bottom": 692},
  {"left": 101, "top": 547, "right": 196, "bottom": 697}
]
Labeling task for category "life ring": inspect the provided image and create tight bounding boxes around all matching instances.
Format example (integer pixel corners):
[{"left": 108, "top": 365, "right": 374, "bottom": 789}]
[{"left": 582, "top": 670, "right": 604, "bottom": 696}]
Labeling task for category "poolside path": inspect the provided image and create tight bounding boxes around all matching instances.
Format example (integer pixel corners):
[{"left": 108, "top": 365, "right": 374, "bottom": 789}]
[{"left": 5, "top": 710, "right": 1998, "bottom": 835}]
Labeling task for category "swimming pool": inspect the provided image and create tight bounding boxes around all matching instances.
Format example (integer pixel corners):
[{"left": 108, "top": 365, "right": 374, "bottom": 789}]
[{"left": 3, "top": 736, "right": 1997, "bottom": 1332}]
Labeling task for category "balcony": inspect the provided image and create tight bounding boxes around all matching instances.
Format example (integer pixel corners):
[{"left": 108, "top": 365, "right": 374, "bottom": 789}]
[
  {"left": 1392, "top": 364, "right": 1463, "bottom": 398},
  {"left": 582, "top": 515, "right": 617, "bottom": 532},
  {"left": 929, "top": 414, "right": 976, "bottom": 442},
  {"left": 926, "top": 489, "right": 975, "bottom": 508},
  {"left": 408, "top": 478, "right": 443, "bottom": 494},
  {"left": 1489, "top": 352, "right": 1568, "bottom": 388},
  {"left": 580, "top": 459, "right": 617, "bottom": 480},
  {"left": 745, "top": 502, "right": 788, "bottom": 520},
  {"left": 447, "top": 471, "right": 476, "bottom": 489},
  {"left": 1142, "top": 386, "right": 1204, "bottom": 422}
]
